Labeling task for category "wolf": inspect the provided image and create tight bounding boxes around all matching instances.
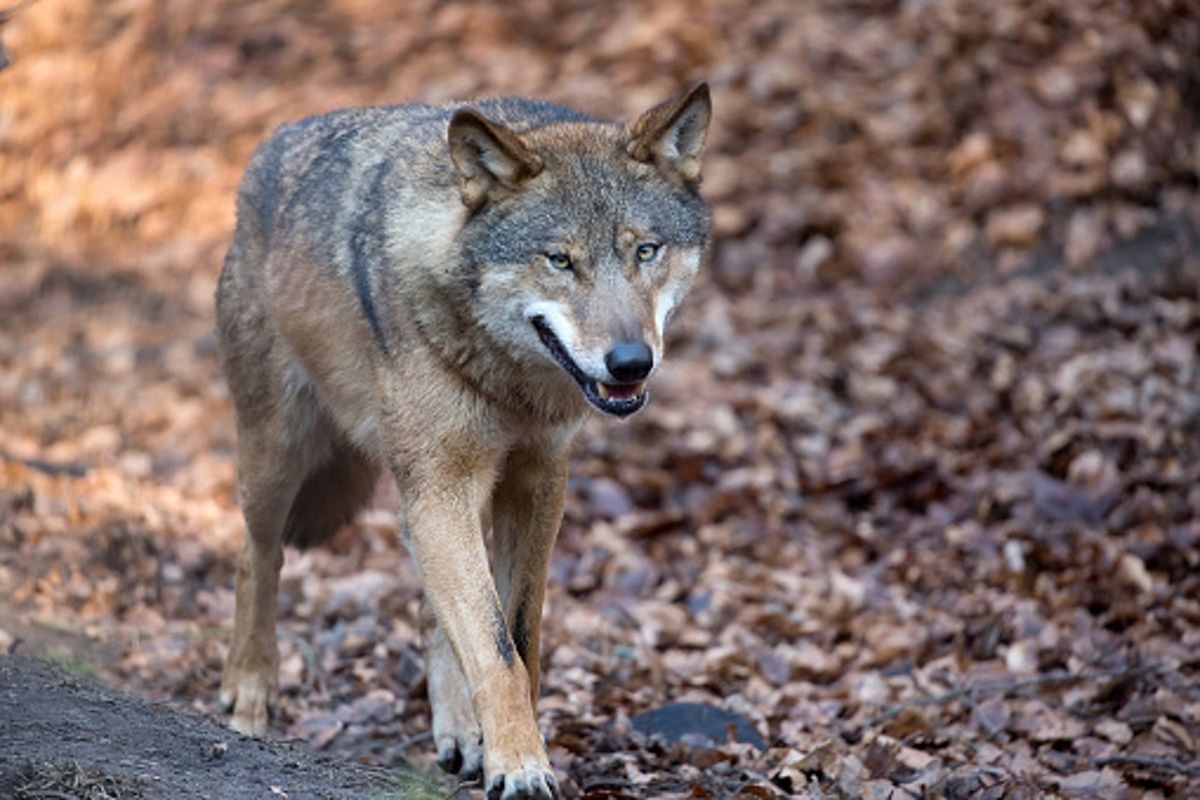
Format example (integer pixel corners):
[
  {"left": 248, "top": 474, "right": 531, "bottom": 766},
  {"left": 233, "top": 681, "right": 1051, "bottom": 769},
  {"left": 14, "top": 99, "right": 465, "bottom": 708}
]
[{"left": 215, "top": 82, "right": 711, "bottom": 799}]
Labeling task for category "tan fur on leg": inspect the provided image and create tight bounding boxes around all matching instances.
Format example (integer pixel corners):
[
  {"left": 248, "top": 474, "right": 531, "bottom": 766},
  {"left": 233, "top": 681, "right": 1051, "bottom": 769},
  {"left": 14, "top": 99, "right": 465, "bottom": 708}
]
[
  {"left": 421, "top": 596, "right": 484, "bottom": 778},
  {"left": 385, "top": 398, "right": 553, "bottom": 792},
  {"left": 221, "top": 537, "right": 283, "bottom": 735},
  {"left": 492, "top": 443, "right": 571, "bottom": 707}
]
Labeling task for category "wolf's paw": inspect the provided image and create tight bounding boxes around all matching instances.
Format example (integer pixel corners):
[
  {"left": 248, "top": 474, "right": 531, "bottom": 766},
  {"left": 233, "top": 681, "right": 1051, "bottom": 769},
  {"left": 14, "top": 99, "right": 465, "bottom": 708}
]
[
  {"left": 485, "top": 764, "right": 561, "bottom": 800},
  {"left": 435, "top": 728, "right": 484, "bottom": 781},
  {"left": 220, "top": 666, "right": 276, "bottom": 737},
  {"left": 429, "top": 661, "right": 483, "bottom": 779}
]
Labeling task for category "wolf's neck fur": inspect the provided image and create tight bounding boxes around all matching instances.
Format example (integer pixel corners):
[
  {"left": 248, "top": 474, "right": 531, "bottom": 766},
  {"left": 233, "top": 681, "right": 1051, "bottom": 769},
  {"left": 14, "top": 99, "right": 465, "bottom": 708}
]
[{"left": 401, "top": 262, "right": 588, "bottom": 427}]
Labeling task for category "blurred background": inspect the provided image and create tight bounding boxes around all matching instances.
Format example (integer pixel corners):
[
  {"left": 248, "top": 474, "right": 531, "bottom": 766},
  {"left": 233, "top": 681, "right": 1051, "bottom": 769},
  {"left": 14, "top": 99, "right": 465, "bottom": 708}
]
[{"left": 1, "top": 1, "right": 1198, "bottom": 797}]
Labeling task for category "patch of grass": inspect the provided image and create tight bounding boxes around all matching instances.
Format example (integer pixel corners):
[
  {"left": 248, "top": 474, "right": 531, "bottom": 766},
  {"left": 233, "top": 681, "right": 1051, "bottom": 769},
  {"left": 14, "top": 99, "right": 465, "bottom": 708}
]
[
  {"left": 42, "top": 651, "right": 99, "bottom": 680},
  {"left": 15, "top": 759, "right": 145, "bottom": 800},
  {"left": 374, "top": 766, "right": 452, "bottom": 800}
]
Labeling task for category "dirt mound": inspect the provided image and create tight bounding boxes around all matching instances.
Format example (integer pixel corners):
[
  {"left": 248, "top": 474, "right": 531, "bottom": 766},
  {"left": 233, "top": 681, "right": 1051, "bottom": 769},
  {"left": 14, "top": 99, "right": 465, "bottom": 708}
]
[{"left": 0, "top": 655, "right": 424, "bottom": 800}]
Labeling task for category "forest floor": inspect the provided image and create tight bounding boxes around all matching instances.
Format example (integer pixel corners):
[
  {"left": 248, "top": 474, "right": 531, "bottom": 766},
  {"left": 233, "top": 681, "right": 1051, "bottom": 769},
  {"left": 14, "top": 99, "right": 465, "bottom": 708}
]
[{"left": 2, "top": 1, "right": 1199, "bottom": 798}]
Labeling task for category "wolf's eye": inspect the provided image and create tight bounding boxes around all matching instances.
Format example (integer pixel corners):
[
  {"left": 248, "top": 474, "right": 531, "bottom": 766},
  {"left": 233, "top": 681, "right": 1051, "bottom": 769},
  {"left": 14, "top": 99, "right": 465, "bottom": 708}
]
[
  {"left": 635, "top": 243, "right": 661, "bottom": 263},
  {"left": 545, "top": 252, "right": 573, "bottom": 271}
]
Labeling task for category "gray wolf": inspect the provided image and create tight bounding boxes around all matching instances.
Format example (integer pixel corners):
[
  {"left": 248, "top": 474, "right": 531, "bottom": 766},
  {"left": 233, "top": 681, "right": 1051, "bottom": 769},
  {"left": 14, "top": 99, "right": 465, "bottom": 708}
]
[{"left": 215, "top": 82, "right": 712, "bottom": 799}]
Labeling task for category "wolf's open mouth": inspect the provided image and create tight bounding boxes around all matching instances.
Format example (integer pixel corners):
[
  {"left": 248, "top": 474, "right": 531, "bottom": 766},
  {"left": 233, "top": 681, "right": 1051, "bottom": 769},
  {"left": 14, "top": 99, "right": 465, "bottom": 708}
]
[{"left": 531, "top": 317, "right": 647, "bottom": 417}]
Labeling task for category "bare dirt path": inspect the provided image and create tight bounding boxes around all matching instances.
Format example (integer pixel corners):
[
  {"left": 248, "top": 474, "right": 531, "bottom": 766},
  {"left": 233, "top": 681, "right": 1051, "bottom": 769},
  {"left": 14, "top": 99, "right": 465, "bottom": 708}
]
[{"left": 0, "top": 655, "right": 418, "bottom": 800}]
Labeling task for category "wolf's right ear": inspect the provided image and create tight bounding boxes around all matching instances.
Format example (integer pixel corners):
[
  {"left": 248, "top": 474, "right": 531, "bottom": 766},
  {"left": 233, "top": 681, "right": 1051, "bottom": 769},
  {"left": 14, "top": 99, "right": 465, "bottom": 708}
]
[
  {"left": 627, "top": 82, "right": 712, "bottom": 185},
  {"left": 448, "top": 110, "right": 543, "bottom": 211}
]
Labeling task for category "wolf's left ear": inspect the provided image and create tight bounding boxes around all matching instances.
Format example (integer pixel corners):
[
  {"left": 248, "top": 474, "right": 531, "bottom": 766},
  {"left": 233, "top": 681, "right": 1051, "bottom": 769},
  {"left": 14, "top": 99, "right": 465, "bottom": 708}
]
[
  {"left": 448, "top": 109, "right": 543, "bottom": 211},
  {"left": 627, "top": 82, "right": 712, "bottom": 185}
]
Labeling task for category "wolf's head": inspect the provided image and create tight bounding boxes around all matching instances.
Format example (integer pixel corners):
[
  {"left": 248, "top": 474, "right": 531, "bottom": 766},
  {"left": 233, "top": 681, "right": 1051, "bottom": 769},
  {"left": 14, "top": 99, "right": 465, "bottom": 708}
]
[{"left": 448, "top": 84, "right": 712, "bottom": 418}]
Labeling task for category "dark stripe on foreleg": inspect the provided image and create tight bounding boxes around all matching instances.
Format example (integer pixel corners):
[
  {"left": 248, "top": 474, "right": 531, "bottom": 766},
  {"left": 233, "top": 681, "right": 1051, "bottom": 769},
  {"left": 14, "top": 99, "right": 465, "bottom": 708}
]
[
  {"left": 511, "top": 593, "right": 531, "bottom": 666},
  {"left": 491, "top": 595, "right": 516, "bottom": 669}
]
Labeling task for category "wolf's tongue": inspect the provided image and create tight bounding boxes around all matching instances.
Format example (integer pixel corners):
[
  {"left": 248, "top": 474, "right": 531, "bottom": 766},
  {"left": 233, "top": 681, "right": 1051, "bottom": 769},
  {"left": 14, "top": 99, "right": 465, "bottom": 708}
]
[{"left": 598, "top": 382, "right": 644, "bottom": 401}]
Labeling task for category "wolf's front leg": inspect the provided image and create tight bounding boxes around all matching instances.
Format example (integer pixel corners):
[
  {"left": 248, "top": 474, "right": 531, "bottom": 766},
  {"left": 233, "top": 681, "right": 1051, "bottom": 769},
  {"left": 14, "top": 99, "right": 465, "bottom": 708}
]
[
  {"left": 421, "top": 594, "right": 484, "bottom": 780},
  {"left": 399, "top": 459, "right": 560, "bottom": 800},
  {"left": 492, "top": 445, "right": 571, "bottom": 707}
]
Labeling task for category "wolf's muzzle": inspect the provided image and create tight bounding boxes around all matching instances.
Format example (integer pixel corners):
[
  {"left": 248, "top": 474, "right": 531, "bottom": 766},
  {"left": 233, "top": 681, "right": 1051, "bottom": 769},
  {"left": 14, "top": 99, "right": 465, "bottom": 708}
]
[{"left": 531, "top": 316, "right": 647, "bottom": 417}]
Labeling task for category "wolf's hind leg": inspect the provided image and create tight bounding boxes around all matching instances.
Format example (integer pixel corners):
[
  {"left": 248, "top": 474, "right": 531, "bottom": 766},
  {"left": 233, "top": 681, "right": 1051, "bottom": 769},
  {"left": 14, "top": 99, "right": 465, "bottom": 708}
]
[
  {"left": 216, "top": 290, "right": 339, "bottom": 735},
  {"left": 221, "top": 399, "right": 370, "bottom": 735},
  {"left": 219, "top": 416, "right": 310, "bottom": 735}
]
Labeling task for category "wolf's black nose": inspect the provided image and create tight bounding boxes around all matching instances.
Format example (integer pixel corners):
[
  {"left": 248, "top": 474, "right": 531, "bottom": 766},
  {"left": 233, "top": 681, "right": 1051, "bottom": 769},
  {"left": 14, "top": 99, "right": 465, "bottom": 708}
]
[{"left": 605, "top": 342, "right": 653, "bottom": 382}]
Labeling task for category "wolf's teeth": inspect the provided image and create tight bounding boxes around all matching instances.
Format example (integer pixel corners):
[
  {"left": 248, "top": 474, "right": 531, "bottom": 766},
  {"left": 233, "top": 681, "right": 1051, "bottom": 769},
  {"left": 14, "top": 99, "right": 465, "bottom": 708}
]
[{"left": 597, "top": 382, "right": 645, "bottom": 402}]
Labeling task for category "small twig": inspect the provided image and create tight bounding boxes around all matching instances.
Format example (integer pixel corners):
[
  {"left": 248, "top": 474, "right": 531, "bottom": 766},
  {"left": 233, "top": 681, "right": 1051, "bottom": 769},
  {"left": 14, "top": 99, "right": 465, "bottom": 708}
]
[
  {"left": 860, "top": 684, "right": 972, "bottom": 730},
  {"left": 0, "top": 449, "right": 88, "bottom": 478},
  {"left": 950, "top": 675, "right": 1001, "bottom": 739},
  {"left": 278, "top": 628, "right": 318, "bottom": 693},
  {"left": 1094, "top": 754, "right": 1200, "bottom": 778}
]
